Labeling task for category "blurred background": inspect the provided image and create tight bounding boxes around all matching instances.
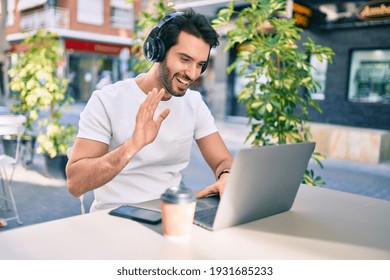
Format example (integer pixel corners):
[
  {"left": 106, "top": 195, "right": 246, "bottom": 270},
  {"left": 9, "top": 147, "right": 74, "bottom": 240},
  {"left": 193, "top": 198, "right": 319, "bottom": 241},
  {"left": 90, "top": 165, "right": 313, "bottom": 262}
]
[{"left": 0, "top": 0, "right": 389, "bottom": 231}]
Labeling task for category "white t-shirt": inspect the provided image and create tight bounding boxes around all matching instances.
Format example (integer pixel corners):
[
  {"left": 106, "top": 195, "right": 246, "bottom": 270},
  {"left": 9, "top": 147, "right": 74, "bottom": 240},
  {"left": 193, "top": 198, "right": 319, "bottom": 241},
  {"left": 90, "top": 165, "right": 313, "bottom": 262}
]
[{"left": 78, "top": 78, "right": 217, "bottom": 211}]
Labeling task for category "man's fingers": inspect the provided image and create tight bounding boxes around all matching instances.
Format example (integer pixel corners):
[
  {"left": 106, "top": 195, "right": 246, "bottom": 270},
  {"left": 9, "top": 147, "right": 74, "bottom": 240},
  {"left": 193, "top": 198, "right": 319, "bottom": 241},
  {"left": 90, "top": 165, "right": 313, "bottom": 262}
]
[
  {"left": 149, "top": 88, "right": 164, "bottom": 105},
  {"left": 156, "top": 88, "right": 165, "bottom": 101},
  {"left": 138, "top": 88, "right": 161, "bottom": 121},
  {"left": 196, "top": 185, "right": 219, "bottom": 198},
  {"left": 156, "top": 108, "right": 170, "bottom": 125},
  {"left": 148, "top": 88, "right": 165, "bottom": 115}
]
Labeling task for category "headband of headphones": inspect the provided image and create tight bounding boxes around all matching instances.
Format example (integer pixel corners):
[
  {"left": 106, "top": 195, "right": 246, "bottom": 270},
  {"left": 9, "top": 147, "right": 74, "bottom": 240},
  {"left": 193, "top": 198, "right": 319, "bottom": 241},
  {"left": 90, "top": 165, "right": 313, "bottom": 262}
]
[{"left": 143, "top": 12, "right": 210, "bottom": 74}]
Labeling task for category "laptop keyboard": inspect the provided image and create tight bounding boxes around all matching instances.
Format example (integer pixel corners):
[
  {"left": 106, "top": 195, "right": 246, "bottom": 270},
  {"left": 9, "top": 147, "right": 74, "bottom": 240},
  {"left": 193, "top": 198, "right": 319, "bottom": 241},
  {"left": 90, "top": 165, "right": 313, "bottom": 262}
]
[
  {"left": 194, "top": 195, "right": 220, "bottom": 228},
  {"left": 194, "top": 207, "right": 218, "bottom": 228}
]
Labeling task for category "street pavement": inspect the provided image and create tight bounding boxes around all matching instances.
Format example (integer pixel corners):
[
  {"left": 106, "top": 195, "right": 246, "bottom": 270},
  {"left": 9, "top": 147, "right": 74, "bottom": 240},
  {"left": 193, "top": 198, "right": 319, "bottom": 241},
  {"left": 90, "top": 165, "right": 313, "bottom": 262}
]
[{"left": 1, "top": 103, "right": 390, "bottom": 232}]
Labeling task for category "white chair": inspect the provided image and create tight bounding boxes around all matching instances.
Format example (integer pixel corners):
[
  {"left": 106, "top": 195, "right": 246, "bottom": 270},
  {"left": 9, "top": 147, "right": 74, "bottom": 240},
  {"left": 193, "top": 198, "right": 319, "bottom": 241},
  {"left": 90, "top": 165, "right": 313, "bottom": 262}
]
[
  {"left": 0, "top": 115, "right": 26, "bottom": 225},
  {"left": 66, "top": 147, "right": 86, "bottom": 214}
]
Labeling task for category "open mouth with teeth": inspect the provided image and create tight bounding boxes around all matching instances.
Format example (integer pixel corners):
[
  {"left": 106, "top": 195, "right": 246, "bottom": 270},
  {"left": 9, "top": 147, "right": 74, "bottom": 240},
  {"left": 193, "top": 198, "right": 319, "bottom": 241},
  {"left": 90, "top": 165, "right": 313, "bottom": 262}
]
[{"left": 176, "top": 76, "right": 191, "bottom": 86}]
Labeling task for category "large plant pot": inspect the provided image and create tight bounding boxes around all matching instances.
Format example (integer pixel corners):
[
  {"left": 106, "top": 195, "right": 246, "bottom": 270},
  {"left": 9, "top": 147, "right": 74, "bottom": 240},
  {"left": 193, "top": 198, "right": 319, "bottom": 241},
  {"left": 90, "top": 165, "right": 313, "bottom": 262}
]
[
  {"left": 2, "top": 136, "right": 37, "bottom": 165},
  {"left": 44, "top": 154, "right": 68, "bottom": 179}
]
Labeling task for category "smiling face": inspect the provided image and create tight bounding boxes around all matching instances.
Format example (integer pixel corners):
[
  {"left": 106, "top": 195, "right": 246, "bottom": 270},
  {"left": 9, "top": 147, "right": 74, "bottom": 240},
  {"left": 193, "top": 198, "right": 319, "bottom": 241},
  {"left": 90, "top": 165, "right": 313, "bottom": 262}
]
[{"left": 159, "top": 31, "right": 210, "bottom": 98}]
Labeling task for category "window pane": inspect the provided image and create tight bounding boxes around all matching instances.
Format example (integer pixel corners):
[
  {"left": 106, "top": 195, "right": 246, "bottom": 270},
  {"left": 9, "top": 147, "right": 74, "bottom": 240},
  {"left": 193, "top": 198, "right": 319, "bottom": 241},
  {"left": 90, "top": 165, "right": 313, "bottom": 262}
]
[
  {"left": 77, "top": 0, "right": 103, "bottom": 25},
  {"left": 348, "top": 50, "right": 390, "bottom": 104},
  {"left": 111, "top": 7, "right": 133, "bottom": 29}
]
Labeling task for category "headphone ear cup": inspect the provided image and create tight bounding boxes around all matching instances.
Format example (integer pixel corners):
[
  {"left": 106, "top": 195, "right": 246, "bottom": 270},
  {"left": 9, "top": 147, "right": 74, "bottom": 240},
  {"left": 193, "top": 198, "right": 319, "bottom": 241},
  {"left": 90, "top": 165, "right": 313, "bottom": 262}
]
[
  {"left": 143, "top": 12, "right": 184, "bottom": 63},
  {"left": 154, "top": 37, "right": 166, "bottom": 62},
  {"left": 143, "top": 37, "right": 156, "bottom": 61}
]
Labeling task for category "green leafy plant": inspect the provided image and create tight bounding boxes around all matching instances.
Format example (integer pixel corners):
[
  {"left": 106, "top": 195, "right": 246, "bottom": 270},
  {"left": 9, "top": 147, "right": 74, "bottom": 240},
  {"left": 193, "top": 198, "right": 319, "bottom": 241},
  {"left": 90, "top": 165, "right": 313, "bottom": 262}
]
[
  {"left": 36, "top": 121, "right": 76, "bottom": 158},
  {"left": 127, "top": 0, "right": 175, "bottom": 73},
  {"left": 8, "top": 29, "right": 76, "bottom": 158},
  {"left": 8, "top": 29, "right": 65, "bottom": 135},
  {"left": 213, "top": 0, "right": 334, "bottom": 186}
]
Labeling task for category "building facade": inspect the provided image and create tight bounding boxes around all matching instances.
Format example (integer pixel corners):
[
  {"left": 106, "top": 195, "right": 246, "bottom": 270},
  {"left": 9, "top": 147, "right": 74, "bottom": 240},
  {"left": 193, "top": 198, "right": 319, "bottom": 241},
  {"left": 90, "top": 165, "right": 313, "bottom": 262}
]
[
  {"left": 2, "top": 0, "right": 390, "bottom": 132},
  {"left": 2, "top": 0, "right": 139, "bottom": 102},
  {"left": 219, "top": 0, "right": 390, "bottom": 131},
  {"left": 301, "top": 1, "right": 390, "bottom": 131}
]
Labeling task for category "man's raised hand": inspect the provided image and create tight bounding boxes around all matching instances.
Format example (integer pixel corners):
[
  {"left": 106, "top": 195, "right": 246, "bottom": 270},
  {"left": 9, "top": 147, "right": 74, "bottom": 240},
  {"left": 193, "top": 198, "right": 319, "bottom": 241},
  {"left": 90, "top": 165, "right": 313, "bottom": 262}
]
[{"left": 132, "top": 88, "right": 170, "bottom": 150}]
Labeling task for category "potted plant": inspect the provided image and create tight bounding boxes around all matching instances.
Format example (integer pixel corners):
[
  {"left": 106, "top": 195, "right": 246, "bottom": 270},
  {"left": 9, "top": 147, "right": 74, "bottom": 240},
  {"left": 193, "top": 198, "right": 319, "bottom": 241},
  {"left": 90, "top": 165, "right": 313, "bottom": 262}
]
[
  {"left": 8, "top": 29, "right": 75, "bottom": 177},
  {"left": 37, "top": 120, "right": 76, "bottom": 179},
  {"left": 6, "top": 29, "right": 69, "bottom": 165},
  {"left": 212, "top": 0, "right": 335, "bottom": 186},
  {"left": 25, "top": 29, "right": 76, "bottom": 178}
]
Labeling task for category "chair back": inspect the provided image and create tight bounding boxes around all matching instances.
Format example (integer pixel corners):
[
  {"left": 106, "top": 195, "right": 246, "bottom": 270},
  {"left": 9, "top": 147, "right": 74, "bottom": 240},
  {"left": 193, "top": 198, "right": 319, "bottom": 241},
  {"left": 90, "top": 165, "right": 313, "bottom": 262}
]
[{"left": 0, "top": 115, "right": 27, "bottom": 162}]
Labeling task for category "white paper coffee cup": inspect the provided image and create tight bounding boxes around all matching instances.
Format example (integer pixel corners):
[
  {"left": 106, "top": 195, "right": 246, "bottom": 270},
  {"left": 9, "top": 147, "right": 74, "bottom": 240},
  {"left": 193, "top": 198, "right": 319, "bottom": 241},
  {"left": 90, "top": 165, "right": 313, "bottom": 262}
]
[{"left": 161, "top": 186, "right": 196, "bottom": 242}]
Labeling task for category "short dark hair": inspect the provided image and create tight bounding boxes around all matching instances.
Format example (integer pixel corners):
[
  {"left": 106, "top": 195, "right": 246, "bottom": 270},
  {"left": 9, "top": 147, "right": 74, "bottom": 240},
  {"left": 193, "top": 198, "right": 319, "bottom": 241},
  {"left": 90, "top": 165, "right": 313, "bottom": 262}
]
[{"left": 159, "top": 8, "right": 220, "bottom": 55}]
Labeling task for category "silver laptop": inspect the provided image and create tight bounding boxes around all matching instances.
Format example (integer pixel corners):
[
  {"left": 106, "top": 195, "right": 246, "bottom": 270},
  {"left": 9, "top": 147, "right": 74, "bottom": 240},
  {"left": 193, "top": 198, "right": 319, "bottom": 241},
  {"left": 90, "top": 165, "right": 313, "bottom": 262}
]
[{"left": 193, "top": 142, "right": 315, "bottom": 231}]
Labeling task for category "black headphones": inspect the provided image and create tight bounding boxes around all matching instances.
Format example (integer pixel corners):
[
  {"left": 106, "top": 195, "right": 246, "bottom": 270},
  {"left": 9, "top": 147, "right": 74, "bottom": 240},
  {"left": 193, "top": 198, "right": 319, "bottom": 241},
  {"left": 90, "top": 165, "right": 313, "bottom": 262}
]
[{"left": 143, "top": 12, "right": 210, "bottom": 74}]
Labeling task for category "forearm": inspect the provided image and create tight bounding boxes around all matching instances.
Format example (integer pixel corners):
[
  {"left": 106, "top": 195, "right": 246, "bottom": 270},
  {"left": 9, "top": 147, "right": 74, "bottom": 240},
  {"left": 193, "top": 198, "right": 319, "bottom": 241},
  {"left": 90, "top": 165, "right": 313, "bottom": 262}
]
[
  {"left": 196, "top": 132, "right": 233, "bottom": 181},
  {"left": 214, "top": 158, "right": 233, "bottom": 181},
  {"left": 66, "top": 138, "right": 140, "bottom": 197}
]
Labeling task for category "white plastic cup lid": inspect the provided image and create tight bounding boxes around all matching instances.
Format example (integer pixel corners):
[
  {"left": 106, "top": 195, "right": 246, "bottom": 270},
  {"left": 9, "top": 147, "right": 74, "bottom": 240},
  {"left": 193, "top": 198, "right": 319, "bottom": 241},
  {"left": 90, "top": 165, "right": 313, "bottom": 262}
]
[{"left": 161, "top": 186, "right": 196, "bottom": 204}]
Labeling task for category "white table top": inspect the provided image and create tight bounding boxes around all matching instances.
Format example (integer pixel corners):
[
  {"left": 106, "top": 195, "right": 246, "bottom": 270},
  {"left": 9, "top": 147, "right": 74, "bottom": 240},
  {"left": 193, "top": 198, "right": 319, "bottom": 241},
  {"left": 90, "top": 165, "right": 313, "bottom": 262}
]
[{"left": 0, "top": 185, "right": 389, "bottom": 260}]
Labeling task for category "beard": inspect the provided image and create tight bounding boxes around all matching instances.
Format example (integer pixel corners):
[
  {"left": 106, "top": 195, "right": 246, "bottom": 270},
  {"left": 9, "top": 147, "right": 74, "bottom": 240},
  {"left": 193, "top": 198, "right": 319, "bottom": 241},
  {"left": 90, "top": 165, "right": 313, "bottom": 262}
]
[{"left": 159, "top": 60, "right": 193, "bottom": 97}]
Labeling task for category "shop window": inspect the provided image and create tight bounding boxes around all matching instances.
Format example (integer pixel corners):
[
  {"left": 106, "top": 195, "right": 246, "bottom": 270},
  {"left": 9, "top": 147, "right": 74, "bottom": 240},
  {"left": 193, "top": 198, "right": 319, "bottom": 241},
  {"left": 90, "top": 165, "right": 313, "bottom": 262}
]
[
  {"left": 77, "top": 0, "right": 103, "bottom": 25},
  {"left": 67, "top": 52, "right": 119, "bottom": 102},
  {"left": 348, "top": 49, "right": 390, "bottom": 104},
  {"left": 309, "top": 54, "right": 328, "bottom": 100}
]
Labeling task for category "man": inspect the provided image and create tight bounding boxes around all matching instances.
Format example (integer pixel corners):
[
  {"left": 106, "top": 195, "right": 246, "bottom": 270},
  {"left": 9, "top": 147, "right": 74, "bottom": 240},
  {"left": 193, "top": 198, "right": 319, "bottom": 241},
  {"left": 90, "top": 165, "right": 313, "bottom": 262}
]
[{"left": 66, "top": 9, "right": 232, "bottom": 211}]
